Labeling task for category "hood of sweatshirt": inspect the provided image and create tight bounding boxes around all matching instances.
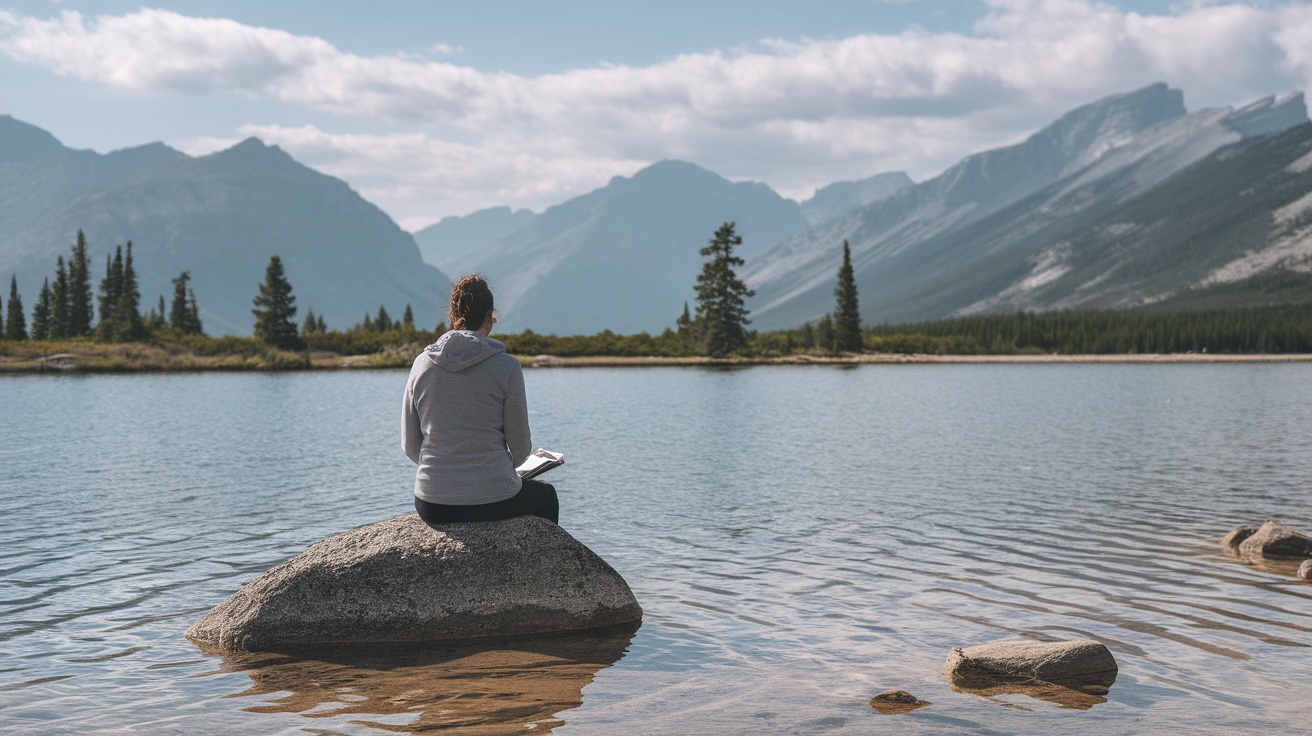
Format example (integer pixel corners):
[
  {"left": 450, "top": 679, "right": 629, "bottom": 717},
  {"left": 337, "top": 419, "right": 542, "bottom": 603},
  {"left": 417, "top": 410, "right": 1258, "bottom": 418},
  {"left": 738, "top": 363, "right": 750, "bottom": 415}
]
[{"left": 424, "top": 330, "right": 507, "bottom": 372}]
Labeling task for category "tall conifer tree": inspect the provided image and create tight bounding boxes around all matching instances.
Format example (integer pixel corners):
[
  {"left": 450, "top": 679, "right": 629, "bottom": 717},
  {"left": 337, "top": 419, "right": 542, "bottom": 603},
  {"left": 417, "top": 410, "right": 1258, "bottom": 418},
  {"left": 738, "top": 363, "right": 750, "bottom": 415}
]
[
  {"left": 68, "top": 230, "right": 94, "bottom": 336},
  {"left": 96, "top": 248, "right": 123, "bottom": 341},
  {"left": 186, "top": 289, "right": 202, "bottom": 335},
  {"left": 50, "top": 256, "right": 69, "bottom": 339},
  {"left": 834, "top": 240, "right": 862, "bottom": 352},
  {"left": 303, "top": 308, "right": 318, "bottom": 335},
  {"left": 693, "top": 222, "right": 754, "bottom": 358},
  {"left": 251, "top": 255, "right": 301, "bottom": 349},
  {"left": 170, "top": 271, "right": 191, "bottom": 331},
  {"left": 402, "top": 304, "right": 415, "bottom": 334},
  {"left": 113, "top": 242, "right": 143, "bottom": 341},
  {"left": 32, "top": 277, "right": 51, "bottom": 340}
]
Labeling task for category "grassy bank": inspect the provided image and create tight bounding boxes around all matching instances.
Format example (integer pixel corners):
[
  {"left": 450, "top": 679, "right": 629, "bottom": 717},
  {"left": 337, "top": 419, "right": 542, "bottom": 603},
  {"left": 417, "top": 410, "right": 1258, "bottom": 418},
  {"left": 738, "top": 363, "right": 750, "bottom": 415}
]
[{"left": 3, "top": 337, "right": 1311, "bottom": 375}]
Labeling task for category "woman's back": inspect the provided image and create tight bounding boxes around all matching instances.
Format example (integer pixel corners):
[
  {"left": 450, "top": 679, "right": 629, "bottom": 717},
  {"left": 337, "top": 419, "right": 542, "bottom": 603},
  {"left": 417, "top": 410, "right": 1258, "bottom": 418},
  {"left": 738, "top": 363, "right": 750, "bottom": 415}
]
[{"left": 403, "top": 330, "right": 530, "bottom": 506}]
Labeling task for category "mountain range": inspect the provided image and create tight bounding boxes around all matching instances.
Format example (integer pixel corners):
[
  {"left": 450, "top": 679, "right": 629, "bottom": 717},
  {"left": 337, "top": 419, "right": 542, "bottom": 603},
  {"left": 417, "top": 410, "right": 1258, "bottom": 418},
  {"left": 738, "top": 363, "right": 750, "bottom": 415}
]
[
  {"left": 744, "top": 83, "right": 1311, "bottom": 329},
  {"left": 4, "top": 81, "right": 1310, "bottom": 338},
  {"left": 0, "top": 116, "right": 448, "bottom": 336}
]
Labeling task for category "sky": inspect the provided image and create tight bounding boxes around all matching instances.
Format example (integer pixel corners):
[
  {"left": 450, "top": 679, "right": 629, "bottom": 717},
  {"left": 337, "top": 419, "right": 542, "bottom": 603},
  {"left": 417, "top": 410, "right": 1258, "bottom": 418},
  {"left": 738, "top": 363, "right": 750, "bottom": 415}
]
[{"left": 3, "top": 0, "right": 1312, "bottom": 230}]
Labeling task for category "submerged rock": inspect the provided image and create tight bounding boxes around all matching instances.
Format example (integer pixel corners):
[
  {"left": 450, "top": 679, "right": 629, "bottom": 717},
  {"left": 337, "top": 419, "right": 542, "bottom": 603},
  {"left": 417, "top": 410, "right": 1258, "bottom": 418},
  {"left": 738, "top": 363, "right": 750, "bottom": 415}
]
[
  {"left": 869, "top": 689, "right": 930, "bottom": 715},
  {"left": 1236, "top": 521, "right": 1312, "bottom": 560},
  {"left": 1299, "top": 560, "right": 1312, "bottom": 581},
  {"left": 944, "top": 638, "right": 1117, "bottom": 691},
  {"left": 186, "top": 514, "right": 642, "bottom": 653},
  {"left": 1221, "top": 525, "right": 1260, "bottom": 552}
]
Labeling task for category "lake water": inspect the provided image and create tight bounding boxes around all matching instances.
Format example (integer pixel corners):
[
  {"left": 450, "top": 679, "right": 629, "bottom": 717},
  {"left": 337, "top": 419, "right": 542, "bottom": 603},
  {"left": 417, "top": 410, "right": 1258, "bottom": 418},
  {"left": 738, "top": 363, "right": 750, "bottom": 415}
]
[{"left": 2, "top": 364, "right": 1311, "bottom": 735}]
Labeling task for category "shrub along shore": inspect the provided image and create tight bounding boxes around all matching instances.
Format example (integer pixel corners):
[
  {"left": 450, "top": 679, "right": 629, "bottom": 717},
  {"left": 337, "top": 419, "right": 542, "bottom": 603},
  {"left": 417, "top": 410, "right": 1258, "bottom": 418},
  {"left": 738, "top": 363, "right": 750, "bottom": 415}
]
[{"left": 3, "top": 314, "right": 1312, "bottom": 375}]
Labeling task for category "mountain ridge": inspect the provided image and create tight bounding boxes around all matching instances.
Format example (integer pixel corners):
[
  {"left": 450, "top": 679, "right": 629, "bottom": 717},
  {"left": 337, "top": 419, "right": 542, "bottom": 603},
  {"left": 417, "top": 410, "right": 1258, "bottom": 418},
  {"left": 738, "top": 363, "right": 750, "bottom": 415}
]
[{"left": 0, "top": 121, "right": 449, "bottom": 336}]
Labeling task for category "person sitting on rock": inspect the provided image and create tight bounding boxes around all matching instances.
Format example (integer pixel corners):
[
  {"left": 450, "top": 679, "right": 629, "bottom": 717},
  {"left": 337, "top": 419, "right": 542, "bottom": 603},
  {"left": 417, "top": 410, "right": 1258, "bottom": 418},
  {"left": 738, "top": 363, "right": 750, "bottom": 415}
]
[{"left": 403, "top": 274, "right": 558, "bottom": 525}]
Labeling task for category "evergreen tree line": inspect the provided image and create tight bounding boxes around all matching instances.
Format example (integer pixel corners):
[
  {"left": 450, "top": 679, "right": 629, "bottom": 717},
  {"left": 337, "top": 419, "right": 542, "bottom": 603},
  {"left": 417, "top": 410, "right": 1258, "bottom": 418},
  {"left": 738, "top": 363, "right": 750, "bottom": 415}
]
[
  {"left": 862, "top": 304, "right": 1312, "bottom": 355},
  {"left": 255, "top": 254, "right": 433, "bottom": 353},
  {"left": 3, "top": 230, "right": 204, "bottom": 342},
  {"left": 8, "top": 226, "right": 1305, "bottom": 359}
]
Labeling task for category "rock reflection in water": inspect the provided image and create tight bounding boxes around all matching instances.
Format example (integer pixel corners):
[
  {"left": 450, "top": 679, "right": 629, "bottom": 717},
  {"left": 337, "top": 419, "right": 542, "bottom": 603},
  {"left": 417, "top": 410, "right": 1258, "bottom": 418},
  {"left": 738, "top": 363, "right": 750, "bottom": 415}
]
[
  {"left": 948, "top": 671, "right": 1117, "bottom": 712},
  {"left": 209, "top": 625, "right": 637, "bottom": 734}
]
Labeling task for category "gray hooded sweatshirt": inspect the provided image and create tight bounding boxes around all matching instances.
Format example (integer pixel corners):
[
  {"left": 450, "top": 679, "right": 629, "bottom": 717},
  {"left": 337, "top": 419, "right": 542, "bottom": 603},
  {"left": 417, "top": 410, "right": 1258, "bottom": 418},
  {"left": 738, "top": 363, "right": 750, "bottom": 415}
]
[{"left": 402, "top": 330, "right": 531, "bottom": 505}]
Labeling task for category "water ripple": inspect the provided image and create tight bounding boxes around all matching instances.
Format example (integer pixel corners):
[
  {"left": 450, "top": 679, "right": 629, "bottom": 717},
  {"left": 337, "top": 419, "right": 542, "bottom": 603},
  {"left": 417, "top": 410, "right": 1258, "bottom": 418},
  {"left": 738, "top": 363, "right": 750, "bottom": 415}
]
[{"left": 0, "top": 366, "right": 1310, "bottom": 734}]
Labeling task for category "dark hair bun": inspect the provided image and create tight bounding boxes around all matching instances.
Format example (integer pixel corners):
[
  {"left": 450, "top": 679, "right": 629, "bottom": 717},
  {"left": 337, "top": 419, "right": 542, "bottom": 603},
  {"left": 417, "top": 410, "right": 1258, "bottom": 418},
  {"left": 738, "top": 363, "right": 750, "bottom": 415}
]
[{"left": 448, "top": 274, "right": 494, "bottom": 331}]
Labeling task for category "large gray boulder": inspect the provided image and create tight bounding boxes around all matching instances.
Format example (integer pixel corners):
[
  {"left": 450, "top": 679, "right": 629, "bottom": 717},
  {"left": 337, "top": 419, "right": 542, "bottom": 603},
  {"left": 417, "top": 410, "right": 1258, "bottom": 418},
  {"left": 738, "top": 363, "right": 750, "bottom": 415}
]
[
  {"left": 1299, "top": 560, "right": 1312, "bottom": 581},
  {"left": 1236, "top": 521, "right": 1312, "bottom": 559},
  {"left": 945, "top": 638, "right": 1118, "bottom": 690},
  {"left": 186, "top": 514, "right": 641, "bottom": 652}
]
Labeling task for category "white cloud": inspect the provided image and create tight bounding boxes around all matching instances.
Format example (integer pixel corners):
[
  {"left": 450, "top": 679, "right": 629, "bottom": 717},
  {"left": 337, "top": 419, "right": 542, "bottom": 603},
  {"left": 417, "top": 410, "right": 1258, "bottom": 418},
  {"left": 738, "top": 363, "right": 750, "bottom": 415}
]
[{"left": 4, "top": 2, "right": 1312, "bottom": 221}]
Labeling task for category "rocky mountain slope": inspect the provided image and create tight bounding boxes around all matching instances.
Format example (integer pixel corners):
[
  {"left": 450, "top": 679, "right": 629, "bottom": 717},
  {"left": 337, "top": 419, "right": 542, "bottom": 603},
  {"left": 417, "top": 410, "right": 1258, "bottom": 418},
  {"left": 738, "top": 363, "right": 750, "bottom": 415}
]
[
  {"left": 744, "top": 85, "right": 1310, "bottom": 328},
  {"left": 413, "top": 206, "right": 536, "bottom": 278},
  {"left": 463, "top": 160, "right": 811, "bottom": 334},
  {"left": 0, "top": 117, "right": 448, "bottom": 336}
]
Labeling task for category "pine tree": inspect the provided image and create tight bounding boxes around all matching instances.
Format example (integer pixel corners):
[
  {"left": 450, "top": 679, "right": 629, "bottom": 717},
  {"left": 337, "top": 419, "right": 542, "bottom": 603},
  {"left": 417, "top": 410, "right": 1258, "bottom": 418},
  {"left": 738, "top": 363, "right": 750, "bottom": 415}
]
[
  {"left": 0, "top": 284, "right": 4, "bottom": 338},
  {"left": 96, "top": 248, "right": 123, "bottom": 341},
  {"left": 402, "top": 304, "right": 415, "bottom": 332},
  {"left": 68, "top": 230, "right": 94, "bottom": 336},
  {"left": 834, "top": 240, "right": 862, "bottom": 352},
  {"left": 693, "top": 222, "right": 754, "bottom": 358},
  {"left": 251, "top": 255, "right": 301, "bottom": 349},
  {"left": 155, "top": 295, "right": 167, "bottom": 329},
  {"left": 676, "top": 301, "right": 692, "bottom": 331},
  {"left": 50, "top": 256, "right": 69, "bottom": 339},
  {"left": 376, "top": 305, "right": 392, "bottom": 332},
  {"left": 32, "top": 278, "right": 51, "bottom": 340},
  {"left": 316, "top": 314, "right": 326, "bottom": 333},
  {"left": 186, "top": 289, "right": 202, "bottom": 335},
  {"left": 170, "top": 271, "right": 191, "bottom": 331},
  {"left": 303, "top": 308, "right": 318, "bottom": 335},
  {"left": 113, "top": 242, "right": 143, "bottom": 341}
]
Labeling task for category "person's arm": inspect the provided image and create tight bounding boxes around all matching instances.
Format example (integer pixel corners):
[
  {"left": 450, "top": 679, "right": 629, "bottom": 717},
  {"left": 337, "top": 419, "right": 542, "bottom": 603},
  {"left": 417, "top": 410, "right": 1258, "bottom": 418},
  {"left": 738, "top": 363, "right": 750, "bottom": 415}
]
[
  {"left": 503, "top": 363, "right": 532, "bottom": 466},
  {"left": 402, "top": 373, "right": 423, "bottom": 465}
]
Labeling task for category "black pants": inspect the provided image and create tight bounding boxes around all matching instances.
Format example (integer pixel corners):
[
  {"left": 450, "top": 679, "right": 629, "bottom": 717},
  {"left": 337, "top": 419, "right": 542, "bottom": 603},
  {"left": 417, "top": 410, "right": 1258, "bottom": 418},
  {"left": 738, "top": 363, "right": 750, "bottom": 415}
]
[{"left": 414, "top": 479, "right": 559, "bottom": 525}]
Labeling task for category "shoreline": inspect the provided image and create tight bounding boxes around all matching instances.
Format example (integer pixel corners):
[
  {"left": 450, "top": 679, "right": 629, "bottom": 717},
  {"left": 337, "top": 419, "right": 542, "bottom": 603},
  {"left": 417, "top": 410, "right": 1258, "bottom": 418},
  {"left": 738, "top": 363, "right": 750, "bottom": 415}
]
[
  {"left": 532, "top": 353, "right": 1312, "bottom": 367},
  {"left": 3, "top": 344, "right": 1312, "bottom": 375}
]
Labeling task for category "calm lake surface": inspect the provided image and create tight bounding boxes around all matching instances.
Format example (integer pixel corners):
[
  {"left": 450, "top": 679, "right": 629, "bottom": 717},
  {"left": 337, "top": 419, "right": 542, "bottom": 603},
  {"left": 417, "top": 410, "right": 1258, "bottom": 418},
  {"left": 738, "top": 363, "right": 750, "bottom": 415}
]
[{"left": 2, "top": 364, "right": 1311, "bottom": 734}]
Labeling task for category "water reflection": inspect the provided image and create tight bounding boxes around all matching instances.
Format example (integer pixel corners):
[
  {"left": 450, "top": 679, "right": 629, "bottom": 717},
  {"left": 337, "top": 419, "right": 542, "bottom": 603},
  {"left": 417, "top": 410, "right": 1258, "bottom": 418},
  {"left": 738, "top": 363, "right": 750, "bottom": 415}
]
[
  {"left": 947, "top": 678, "right": 1114, "bottom": 711},
  {"left": 947, "top": 667, "right": 1117, "bottom": 711},
  {"left": 206, "top": 625, "right": 638, "bottom": 735}
]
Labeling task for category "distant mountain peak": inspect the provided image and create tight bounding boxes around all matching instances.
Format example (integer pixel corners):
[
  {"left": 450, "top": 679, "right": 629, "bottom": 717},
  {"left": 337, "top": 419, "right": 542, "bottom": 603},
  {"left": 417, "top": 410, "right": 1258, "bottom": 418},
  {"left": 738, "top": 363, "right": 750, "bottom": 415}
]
[
  {"left": 800, "top": 171, "right": 914, "bottom": 225},
  {"left": 626, "top": 159, "right": 722, "bottom": 186},
  {"left": 0, "top": 114, "right": 69, "bottom": 163},
  {"left": 198, "top": 137, "right": 298, "bottom": 172},
  {"left": 1223, "top": 91, "right": 1308, "bottom": 136}
]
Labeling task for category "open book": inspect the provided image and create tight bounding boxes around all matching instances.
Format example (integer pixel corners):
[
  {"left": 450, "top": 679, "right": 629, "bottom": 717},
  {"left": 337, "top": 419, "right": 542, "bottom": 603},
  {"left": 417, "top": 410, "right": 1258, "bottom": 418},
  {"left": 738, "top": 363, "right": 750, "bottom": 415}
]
[{"left": 516, "top": 449, "right": 564, "bottom": 480}]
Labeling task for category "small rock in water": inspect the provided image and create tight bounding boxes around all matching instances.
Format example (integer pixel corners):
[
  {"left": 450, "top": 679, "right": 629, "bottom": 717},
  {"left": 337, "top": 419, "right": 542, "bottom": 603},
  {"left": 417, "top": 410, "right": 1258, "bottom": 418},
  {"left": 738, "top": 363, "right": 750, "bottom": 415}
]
[
  {"left": 1236, "top": 520, "right": 1312, "bottom": 560},
  {"left": 944, "top": 638, "right": 1118, "bottom": 710},
  {"left": 1299, "top": 560, "right": 1312, "bottom": 581},
  {"left": 1221, "top": 525, "right": 1260, "bottom": 552},
  {"left": 945, "top": 638, "right": 1118, "bottom": 690},
  {"left": 869, "top": 689, "right": 930, "bottom": 714}
]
